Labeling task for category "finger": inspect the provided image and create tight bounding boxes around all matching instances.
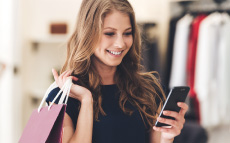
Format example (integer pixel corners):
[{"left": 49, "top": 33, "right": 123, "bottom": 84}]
[
  {"left": 178, "top": 102, "right": 189, "bottom": 116},
  {"left": 59, "top": 71, "right": 69, "bottom": 81},
  {"left": 153, "top": 126, "right": 181, "bottom": 136},
  {"left": 52, "top": 68, "right": 59, "bottom": 82},
  {"left": 69, "top": 76, "right": 78, "bottom": 81},
  {"left": 157, "top": 117, "right": 179, "bottom": 127},
  {"left": 63, "top": 71, "right": 74, "bottom": 83},
  {"left": 61, "top": 71, "right": 71, "bottom": 81},
  {"left": 63, "top": 70, "right": 72, "bottom": 78},
  {"left": 153, "top": 126, "right": 172, "bottom": 132},
  {"left": 60, "top": 71, "right": 69, "bottom": 78},
  {"left": 162, "top": 110, "right": 185, "bottom": 126},
  {"left": 163, "top": 110, "right": 180, "bottom": 120}
]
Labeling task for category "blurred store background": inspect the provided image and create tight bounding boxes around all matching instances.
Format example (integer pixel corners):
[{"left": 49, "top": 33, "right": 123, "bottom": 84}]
[{"left": 0, "top": 0, "right": 230, "bottom": 143}]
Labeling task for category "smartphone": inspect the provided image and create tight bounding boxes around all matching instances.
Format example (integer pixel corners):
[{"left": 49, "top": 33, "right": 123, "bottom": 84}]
[{"left": 155, "top": 86, "right": 190, "bottom": 128}]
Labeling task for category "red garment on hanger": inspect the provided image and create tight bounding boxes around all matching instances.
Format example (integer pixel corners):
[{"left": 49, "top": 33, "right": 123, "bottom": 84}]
[{"left": 187, "top": 14, "right": 207, "bottom": 123}]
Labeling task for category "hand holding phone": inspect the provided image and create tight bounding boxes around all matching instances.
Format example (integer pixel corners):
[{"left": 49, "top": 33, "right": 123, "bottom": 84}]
[{"left": 155, "top": 86, "right": 190, "bottom": 128}]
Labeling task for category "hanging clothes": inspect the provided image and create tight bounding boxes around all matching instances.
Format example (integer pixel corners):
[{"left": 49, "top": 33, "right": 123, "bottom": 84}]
[
  {"left": 163, "top": 15, "right": 184, "bottom": 94},
  {"left": 194, "top": 12, "right": 230, "bottom": 127},
  {"left": 216, "top": 13, "right": 230, "bottom": 125},
  {"left": 169, "top": 14, "right": 193, "bottom": 88},
  {"left": 187, "top": 14, "right": 207, "bottom": 123}
]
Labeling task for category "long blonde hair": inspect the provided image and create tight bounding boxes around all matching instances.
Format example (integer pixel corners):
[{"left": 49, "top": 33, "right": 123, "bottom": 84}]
[{"left": 61, "top": 0, "right": 165, "bottom": 132}]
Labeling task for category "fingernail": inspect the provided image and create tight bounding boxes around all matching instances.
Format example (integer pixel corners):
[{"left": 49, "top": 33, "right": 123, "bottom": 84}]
[{"left": 163, "top": 111, "right": 168, "bottom": 114}]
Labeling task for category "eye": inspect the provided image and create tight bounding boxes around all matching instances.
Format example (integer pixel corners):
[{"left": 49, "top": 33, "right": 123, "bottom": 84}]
[
  {"left": 124, "top": 32, "right": 132, "bottom": 36},
  {"left": 104, "top": 32, "right": 115, "bottom": 36}
]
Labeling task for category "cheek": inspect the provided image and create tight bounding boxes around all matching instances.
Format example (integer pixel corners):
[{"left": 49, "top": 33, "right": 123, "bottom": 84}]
[
  {"left": 95, "top": 38, "right": 110, "bottom": 53},
  {"left": 100, "top": 36, "right": 114, "bottom": 48},
  {"left": 94, "top": 48, "right": 100, "bottom": 56},
  {"left": 125, "top": 37, "right": 133, "bottom": 49}
]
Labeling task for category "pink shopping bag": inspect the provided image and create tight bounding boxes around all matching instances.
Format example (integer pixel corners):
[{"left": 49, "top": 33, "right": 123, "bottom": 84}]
[
  {"left": 19, "top": 105, "right": 66, "bottom": 143},
  {"left": 19, "top": 78, "right": 73, "bottom": 143}
]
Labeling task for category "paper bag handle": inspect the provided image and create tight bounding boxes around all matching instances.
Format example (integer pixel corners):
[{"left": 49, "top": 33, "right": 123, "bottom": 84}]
[{"left": 37, "top": 78, "right": 73, "bottom": 112}]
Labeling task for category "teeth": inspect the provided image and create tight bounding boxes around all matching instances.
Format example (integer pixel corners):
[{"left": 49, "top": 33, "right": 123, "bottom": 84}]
[{"left": 108, "top": 50, "right": 122, "bottom": 55}]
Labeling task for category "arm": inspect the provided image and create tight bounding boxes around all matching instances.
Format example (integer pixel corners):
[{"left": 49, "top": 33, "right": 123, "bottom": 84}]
[
  {"left": 149, "top": 130, "right": 174, "bottom": 143},
  {"left": 48, "top": 102, "right": 75, "bottom": 142},
  {"left": 149, "top": 128, "right": 161, "bottom": 143},
  {"left": 68, "top": 98, "right": 94, "bottom": 143},
  {"left": 150, "top": 103, "right": 173, "bottom": 143},
  {"left": 51, "top": 69, "right": 94, "bottom": 143},
  {"left": 62, "top": 113, "right": 74, "bottom": 142},
  {"left": 51, "top": 98, "right": 94, "bottom": 143},
  {"left": 52, "top": 89, "right": 93, "bottom": 143},
  {"left": 149, "top": 103, "right": 162, "bottom": 143}
]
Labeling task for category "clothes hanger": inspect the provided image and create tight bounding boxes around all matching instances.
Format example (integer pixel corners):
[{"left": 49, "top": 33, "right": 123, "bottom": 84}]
[{"left": 213, "top": 0, "right": 226, "bottom": 5}]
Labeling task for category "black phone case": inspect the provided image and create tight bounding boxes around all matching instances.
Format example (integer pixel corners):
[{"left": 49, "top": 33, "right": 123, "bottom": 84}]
[{"left": 155, "top": 86, "right": 190, "bottom": 127}]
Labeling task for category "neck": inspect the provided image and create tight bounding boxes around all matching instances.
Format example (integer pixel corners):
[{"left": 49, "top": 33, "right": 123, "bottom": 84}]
[
  {"left": 98, "top": 66, "right": 117, "bottom": 85},
  {"left": 93, "top": 62, "right": 117, "bottom": 85}
]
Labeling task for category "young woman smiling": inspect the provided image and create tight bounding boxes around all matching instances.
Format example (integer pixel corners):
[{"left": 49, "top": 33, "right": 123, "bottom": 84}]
[{"left": 46, "top": 0, "right": 188, "bottom": 143}]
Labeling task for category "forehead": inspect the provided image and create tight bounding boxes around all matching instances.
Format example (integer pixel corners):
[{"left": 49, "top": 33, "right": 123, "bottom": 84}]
[{"left": 103, "top": 10, "right": 131, "bottom": 30}]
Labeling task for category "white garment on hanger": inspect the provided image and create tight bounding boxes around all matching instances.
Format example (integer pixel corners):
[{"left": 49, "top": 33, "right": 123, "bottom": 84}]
[
  {"left": 169, "top": 14, "right": 193, "bottom": 89},
  {"left": 195, "top": 12, "right": 230, "bottom": 128},
  {"left": 217, "top": 13, "right": 230, "bottom": 125}
]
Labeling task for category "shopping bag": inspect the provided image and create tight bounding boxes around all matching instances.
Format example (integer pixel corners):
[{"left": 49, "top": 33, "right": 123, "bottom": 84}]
[{"left": 19, "top": 78, "right": 73, "bottom": 143}]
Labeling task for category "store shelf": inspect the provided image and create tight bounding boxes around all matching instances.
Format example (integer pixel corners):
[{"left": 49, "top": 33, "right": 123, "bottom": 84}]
[
  {"left": 30, "top": 35, "right": 69, "bottom": 44},
  {"left": 29, "top": 35, "right": 69, "bottom": 51}
]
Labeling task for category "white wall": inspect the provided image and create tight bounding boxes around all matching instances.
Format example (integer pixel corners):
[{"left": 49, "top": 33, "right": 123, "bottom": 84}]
[
  {"left": 0, "top": 0, "right": 22, "bottom": 142},
  {"left": 22, "top": 0, "right": 169, "bottom": 36},
  {"left": 23, "top": 0, "right": 82, "bottom": 39}
]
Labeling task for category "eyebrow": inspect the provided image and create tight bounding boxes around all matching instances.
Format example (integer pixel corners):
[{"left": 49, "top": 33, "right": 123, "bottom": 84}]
[{"left": 103, "top": 27, "right": 132, "bottom": 31}]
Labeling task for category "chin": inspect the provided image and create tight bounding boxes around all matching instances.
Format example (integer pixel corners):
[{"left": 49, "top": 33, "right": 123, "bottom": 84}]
[{"left": 107, "top": 61, "right": 122, "bottom": 67}]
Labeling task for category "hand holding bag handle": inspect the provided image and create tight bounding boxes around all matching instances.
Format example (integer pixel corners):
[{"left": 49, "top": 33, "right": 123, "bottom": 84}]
[
  {"left": 38, "top": 77, "right": 73, "bottom": 112},
  {"left": 57, "top": 77, "right": 73, "bottom": 105}
]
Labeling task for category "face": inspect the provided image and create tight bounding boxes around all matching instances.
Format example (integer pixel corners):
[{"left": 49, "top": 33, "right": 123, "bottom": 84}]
[{"left": 93, "top": 10, "right": 133, "bottom": 68}]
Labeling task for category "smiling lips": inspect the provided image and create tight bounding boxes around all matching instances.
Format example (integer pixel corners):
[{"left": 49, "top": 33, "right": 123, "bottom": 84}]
[{"left": 107, "top": 50, "right": 124, "bottom": 56}]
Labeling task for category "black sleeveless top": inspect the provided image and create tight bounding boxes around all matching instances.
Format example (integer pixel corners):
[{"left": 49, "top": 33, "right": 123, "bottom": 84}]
[{"left": 46, "top": 84, "right": 162, "bottom": 143}]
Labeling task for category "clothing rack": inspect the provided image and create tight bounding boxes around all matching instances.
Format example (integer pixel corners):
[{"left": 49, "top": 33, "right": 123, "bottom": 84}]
[
  {"left": 214, "top": 0, "right": 226, "bottom": 4},
  {"left": 178, "top": 0, "right": 230, "bottom": 15}
]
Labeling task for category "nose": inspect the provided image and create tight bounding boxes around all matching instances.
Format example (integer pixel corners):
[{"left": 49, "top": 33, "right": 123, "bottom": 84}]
[{"left": 114, "top": 35, "right": 125, "bottom": 48}]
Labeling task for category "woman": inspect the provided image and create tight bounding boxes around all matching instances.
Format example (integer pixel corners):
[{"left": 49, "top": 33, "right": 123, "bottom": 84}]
[{"left": 46, "top": 0, "right": 188, "bottom": 142}]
